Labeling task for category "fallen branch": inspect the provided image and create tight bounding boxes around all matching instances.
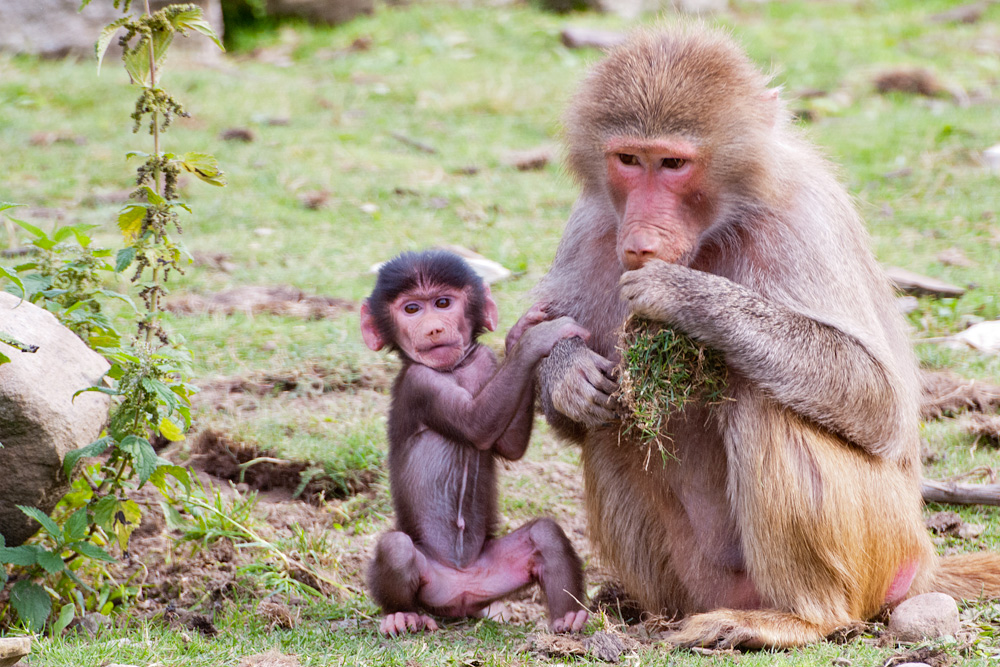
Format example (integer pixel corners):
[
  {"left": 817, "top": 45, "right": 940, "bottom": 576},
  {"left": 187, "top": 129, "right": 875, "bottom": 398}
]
[{"left": 921, "top": 479, "right": 1000, "bottom": 506}]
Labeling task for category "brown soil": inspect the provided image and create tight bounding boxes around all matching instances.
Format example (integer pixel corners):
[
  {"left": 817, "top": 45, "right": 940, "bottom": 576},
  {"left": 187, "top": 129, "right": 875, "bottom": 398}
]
[{"left": 165, "top": 285, "right": 353, "bottom": 320}]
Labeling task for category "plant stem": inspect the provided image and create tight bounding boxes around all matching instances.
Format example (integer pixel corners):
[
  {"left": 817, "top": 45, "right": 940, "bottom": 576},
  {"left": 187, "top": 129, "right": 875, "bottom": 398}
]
[{"left": 144, "top": 0, "right": 162, "bottom": 344}]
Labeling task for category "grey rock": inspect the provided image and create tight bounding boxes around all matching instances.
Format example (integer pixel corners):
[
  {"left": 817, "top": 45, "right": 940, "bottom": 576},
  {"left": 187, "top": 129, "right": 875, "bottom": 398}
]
[
  {"left": 0, "top": 292, "right": 109, "bottom": 546},
  {"left": 889, "top": 592, "right": 960, "bottom": 642},
  {"left": 0, "top": 0, "right": 223, "bottom": 59},
  {"left": 0, "top": 637, "right": 30, "bottom": 667},
  {"left": 265, "top": 0, "right": 374, "bottom": 25}
]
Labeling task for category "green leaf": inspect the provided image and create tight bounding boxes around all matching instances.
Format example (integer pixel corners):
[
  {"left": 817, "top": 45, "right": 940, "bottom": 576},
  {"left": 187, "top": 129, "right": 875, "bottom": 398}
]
[
  {"left": 172, "top": 8, "right": 225, "bottom": 51},
  {"left": 52, "top": 603, "right": 76, "bottom": 637},
  {"left": 150, "top": 464, "right": 191, "bottom": 496},
  {"left": 0, "top": 544, "right": 39, "bottom": 566},
  {"left": 96, "top": 17, "right": 130, "bottom": 74},
  {"left": 158, "top": 417, "right": 185, "bottom": 442},
  {"left": 0, "top": 351, "right": 9, "bottom": 365},
  {"left": 117, "top": 204, "right": 146, "bottom": 241},
  {"left": 0, "top": 331, "right": 37, "bottom": 353},
  {"left": 178, "top": 152, "right": 227, "bottom": 187},
  {"left": 112, "top": 500, "right": 141, "bottom": 552},
  {"left": 0, "top": 202, "right": 23, "bottom": 214},
  {"left": 63, "top": 436, "right": 114, "bottom": 477},
  {"left": 69, "top": 541, "right": 116, "bottom": 563},
  {"left": 115, "top": 247, "right": 137, "bottom": 273},
  {"left": 10, "top": 217, "right": 46, "bottom": 240},
  {"left": 16, "top": 505, "right": 63, "bottom": 541},
  {"left": 92, "top": 496, "right": 119, "bottom": 530},
  {"left": 119, "top": 435, "right": 159, "bottom": 485},
  {"left": 137, "top": 185, "right": 166, "bottom": 207},
  {"left": 11, "top": 580, "right": 51, "bottom": 632},
  {"left": 123, "top": 30, "right": 173, "bottom": 87},
  {"left": 64, "top": 509, "right": 88, "bottom": 542},
  {"left": 36, "top": 549, "right": 65, "bottom": 574},
  {"left": 0, "top": 266, "right": 25, "bottom": 299}
]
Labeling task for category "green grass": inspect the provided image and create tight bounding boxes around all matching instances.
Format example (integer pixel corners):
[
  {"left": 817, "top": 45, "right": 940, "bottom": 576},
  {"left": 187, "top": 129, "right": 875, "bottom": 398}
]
[{"left": 3, "top": 0, "right": 1000, "bottom": 663}]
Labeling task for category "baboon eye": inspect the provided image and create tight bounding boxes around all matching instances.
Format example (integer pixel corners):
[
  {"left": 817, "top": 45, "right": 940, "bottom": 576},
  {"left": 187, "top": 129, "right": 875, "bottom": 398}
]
[
  {"left": 661, "top": 158, "right": 686, "bottom": 170},
  {"left": 618, "top": 153, "right": 640, "bottom": 166},
  {"left": 403, "top": 303, "right": 420, "bottom": 314},
  {"left": 434, "top": 297, "right": 452, "bottom": 309}
]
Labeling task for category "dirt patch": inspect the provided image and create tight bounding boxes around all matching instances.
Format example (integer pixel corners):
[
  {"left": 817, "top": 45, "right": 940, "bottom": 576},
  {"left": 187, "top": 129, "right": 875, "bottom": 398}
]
[
  {"left": 238, "top": 650, "right": 302, "bottom": 667},
  {"left": 189, "top": 429, "right": 377, "bottom": 501},
  {"left": 920, "top": 370, "right": 1000, "bottom": 419},
  {"left": 191, "top": 251, "right": 237, "bottom": 273},
  {"left": 194, "top": 364, "right": 392, "bottom": 411},
  {"left": 165, "top": 285, "right": 353, "bottom": 320},
  {"left": 874, "top": 68, "right": 944, "bottom": 97}
]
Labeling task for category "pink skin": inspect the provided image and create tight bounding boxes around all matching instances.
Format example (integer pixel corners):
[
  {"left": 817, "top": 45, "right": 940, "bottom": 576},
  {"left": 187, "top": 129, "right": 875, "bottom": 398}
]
[
  {"left": 604, "top": 137, "right": 708, "bottom": 270},
  {"left": 377, "top": 524, "right": 589, "bottom": 636},
  {"left": 360, "top": 282, "right": 499, "bottom": 370}
]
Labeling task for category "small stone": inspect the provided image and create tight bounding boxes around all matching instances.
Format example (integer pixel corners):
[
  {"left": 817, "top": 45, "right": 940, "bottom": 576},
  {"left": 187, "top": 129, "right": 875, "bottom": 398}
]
[
  {"left": 0, "top": 637, "right": 30, "bottom": 667},
  {"left": 889, "top": 592, "right": 959, "bottom": 642},
  {"left": 984, "top": 144, "right": 1000, "bottom": 172}
]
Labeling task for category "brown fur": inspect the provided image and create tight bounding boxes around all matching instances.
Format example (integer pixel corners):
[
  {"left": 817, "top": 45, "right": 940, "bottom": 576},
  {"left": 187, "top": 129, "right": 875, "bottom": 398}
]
[{"left": 535, "top": 23, "right": 1000, "bottom": 648}]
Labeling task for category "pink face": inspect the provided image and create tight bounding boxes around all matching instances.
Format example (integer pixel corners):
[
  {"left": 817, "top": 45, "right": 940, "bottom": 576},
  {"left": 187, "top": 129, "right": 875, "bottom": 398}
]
[
  {"left": 605, "top": 137, "right": 712, "bottom": 270},
  {"left": 389, "top": 287, "right": 474, "bottom": 370}
]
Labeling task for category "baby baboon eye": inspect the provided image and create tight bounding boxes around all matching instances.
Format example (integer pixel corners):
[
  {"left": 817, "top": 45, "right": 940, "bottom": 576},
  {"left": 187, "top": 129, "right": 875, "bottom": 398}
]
[{"left": 661, "top": 158, "right": 686, "bottom": 170}]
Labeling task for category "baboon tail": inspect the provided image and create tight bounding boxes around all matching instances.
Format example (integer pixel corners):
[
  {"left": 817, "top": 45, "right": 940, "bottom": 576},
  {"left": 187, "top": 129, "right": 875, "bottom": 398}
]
[{"left": 932, "top": 552, "right": 1000, "bottom": 600}]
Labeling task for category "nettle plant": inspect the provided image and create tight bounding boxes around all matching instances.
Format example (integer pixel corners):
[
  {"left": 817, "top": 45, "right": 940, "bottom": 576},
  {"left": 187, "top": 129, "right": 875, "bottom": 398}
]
[{"left": 0, "top": 1, "right": 224, "bottom": 633}]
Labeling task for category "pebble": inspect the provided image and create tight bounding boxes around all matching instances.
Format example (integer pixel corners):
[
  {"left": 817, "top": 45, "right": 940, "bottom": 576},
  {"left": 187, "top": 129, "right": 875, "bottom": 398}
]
[{"left": 889, "top": 592, "right": 959, "bottom": 642}]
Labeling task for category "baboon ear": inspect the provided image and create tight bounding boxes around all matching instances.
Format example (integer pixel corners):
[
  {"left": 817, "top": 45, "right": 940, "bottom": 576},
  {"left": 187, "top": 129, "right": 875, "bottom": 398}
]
[
  {"left": 482, "top": 284, "right": 499, "bottom": 332},
  {"left": 360, "top": 300, "right": 386, "bottom": 351}
]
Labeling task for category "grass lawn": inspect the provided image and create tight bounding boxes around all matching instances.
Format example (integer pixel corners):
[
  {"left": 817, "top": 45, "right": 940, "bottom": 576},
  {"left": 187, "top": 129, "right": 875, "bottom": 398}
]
[{"left": 2, "top": 0, "right": 1000, "bottom": 664}]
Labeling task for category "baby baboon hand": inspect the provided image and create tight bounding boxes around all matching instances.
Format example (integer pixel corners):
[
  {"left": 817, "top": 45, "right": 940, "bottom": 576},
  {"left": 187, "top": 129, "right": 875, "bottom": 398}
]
[
  {"left": 506, "top": 301, "right": 552, "bottom": 353},
  {"left": 551, "top": 609, "right": 589, "bottom": 634},
  {"left": 379, "top": 612, "right": 439, "bottom": 637}
]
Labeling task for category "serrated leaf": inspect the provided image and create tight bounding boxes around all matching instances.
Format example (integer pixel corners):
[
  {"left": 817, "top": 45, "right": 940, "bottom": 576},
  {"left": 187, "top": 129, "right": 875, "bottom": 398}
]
[
  {"left": 0, "top": 266, "right": 25, "bottom": 299},
  {"left": 53, "top": 603, "right": 76, "bottom": 637},
  {"left": 119, "top": 435, "right": 159, "bottom": 486},
  {"left": 92, "top": 495, "right": 119, "bottom": 530},
  {"left": 0, "top": 331, "right": 36, "bottom": 353},
  {"left": 123, "top": 30, "right": 173, "bottom": 86},
  {"left": 64, "top": 509, "right": 88, "bottom": 542},
  {"left": 169, "top": 8, "right": 225, "bottom": 51},
  {"left": 11, "top": 580, "right": 51, "bottom": 632},
  {"left": 62, "top": 436, "right": 114, "bottom": 477},
  {"left": 96, "top": 18, "right": 128, "bottom": 74},
  {"left": 117, "top": 204, "right": 146, "bottom": 241},
  {"left": 158, "top": 417, "right": 185, "bottom": 442},
  {"left": 115, "top": 247, "right": 137, "bottom": 273},
  {"left": 112, "top": 499, "right": 141, "bottom": 552},
  {"left": 36, "top": 549, "right": 65, "bottom": 574},
  {"left": 137, "top": 185, "right": 165, "bottom": 206},
  {"left": 178, "top": 152, "right": 226, "bottom": 187},
  {"left": 69, "top": 541, "right": 116, "bottom": 563},
  {"left": 11, "top": 217, "right": 45, "bottom": 239},
  {"left": 0, "top": 544, "right": 39, "bottom": 566},
  {"left": 16, "top": 505, "right": 63, "bottom": 541},
  {"left": 150, "top": 464, "right": 191, "bottom": 497}
]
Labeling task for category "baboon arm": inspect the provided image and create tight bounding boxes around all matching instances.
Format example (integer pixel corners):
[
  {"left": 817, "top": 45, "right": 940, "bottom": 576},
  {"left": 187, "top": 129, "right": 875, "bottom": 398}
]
[{"left": 620, "top": 260, "right": 908, "bottom": 458}]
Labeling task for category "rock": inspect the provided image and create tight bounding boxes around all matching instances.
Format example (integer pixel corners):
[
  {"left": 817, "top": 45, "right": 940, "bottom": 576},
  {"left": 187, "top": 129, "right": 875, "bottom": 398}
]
[
  {"left": 501, "top": 145, "right": 556, "bottom": 171},
  {"left": 930, "top": 2, "right": 987, "bottom": 24},
  {"left": 984, "top": 144, "right": 1000, "bottom": 173},
  {"left": 947, "top": 320, "right": 1000, "bottom": 354},
  {"left": 0, "top": 0, "right": 223, "bottom": 59},
  {"left": 885, "top": 266, "right": 965, "bottom": 298},
  {"left": 265, "top": 0, "right": 374, "bottom": 25},
  {"left": 0, "top": 637, "right": 30, "bottom": 667},
  {"left": 0, "top": 292, "right": 109, "bottom": 546},
  {"left": 560, "top": 27, "right": 627, "bottom": 50},
  {"left": 889, "top": 593, "right": 960, "bottom": 642}
]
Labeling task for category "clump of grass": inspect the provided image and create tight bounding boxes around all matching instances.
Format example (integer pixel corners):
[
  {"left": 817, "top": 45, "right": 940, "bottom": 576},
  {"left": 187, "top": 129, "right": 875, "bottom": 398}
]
[{"left": 614, "top": 317, "right": 729, "bottom": 462}]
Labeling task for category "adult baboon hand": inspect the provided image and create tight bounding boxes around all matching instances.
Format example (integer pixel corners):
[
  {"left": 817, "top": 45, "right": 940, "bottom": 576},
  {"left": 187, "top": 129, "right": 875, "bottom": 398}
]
[
  {"left": 538, "top": 337, "right": 618, "bottom": 427},
  {"left": 618, "top": 259, "right": 696, "bottom": 324}
]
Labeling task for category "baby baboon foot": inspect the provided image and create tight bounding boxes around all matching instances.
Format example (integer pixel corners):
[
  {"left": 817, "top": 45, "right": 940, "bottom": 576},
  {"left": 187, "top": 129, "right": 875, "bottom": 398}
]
[
  {"left": 480, "top": 602, "right": 512, "bottom": 622},
  {"left": 551, "top": 609, "right": 590, "bottom": 633},
  {"left": 666, "top": 611, "right": 757, "bottom": 650},
  {"left": 379, "top": 612, "right": 439, "bottom": 637}
]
